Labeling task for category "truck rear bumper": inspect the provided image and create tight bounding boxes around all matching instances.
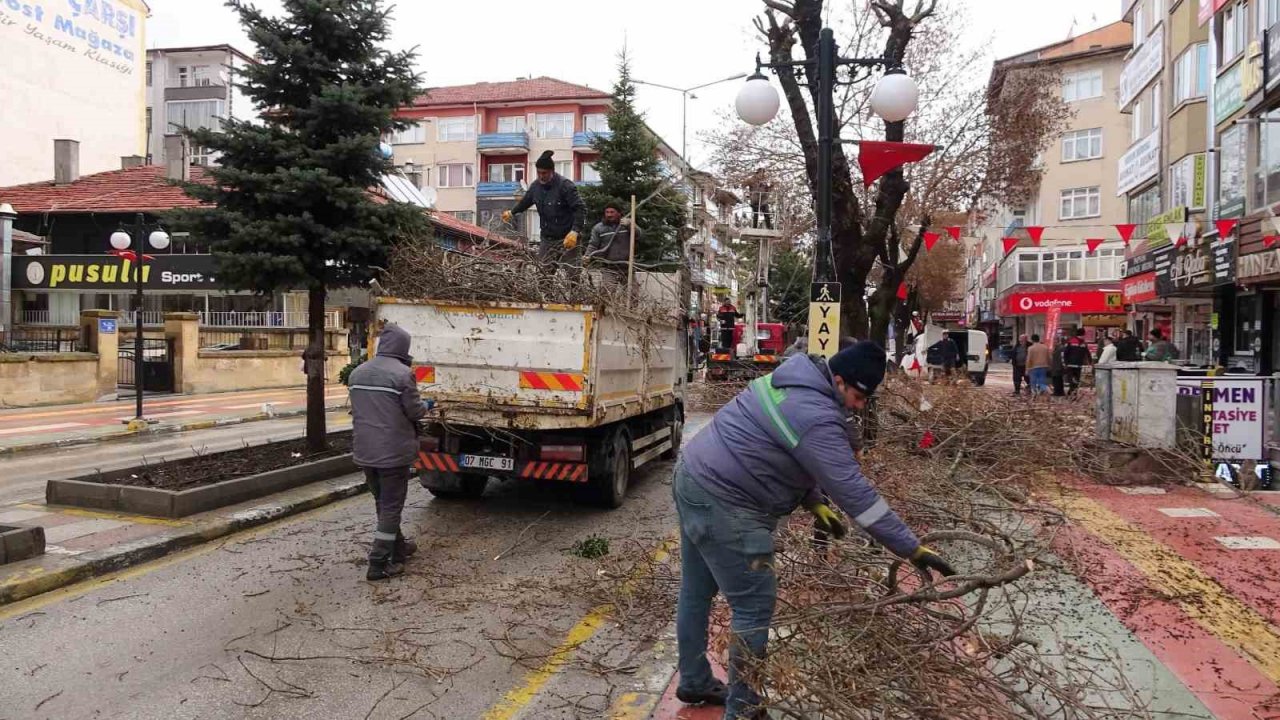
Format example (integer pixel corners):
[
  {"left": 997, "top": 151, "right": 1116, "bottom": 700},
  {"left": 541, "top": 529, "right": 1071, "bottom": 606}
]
[{"left": 414, "top": 450, "right": 588, "bottom": 483}]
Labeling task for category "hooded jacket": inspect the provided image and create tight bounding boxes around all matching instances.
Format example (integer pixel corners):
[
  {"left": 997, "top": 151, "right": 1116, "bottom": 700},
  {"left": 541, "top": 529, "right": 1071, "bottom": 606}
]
[
  {"left": 348, "top": 325, "right": 427, "bottom": 468},
  {"left": 679, "top": 354, "right": 919, "bottom": 558}
]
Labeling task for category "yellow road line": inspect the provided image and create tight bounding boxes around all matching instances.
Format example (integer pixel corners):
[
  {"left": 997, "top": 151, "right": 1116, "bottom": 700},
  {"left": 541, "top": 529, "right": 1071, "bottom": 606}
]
[
  {"left": 21, "top": 504, "right": 190, "bottom": 527},
  {"left": 480, "top": 538, "right": 676, "bottom": 720},
  {"left": 1053, "top": 487, "right": 1280, "bottom": 683}
]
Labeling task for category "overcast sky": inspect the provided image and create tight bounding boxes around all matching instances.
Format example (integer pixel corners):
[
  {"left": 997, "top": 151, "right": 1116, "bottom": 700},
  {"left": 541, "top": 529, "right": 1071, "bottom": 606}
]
[{"left": 147, "top": 0, "right": 1121, "bottom": 168}]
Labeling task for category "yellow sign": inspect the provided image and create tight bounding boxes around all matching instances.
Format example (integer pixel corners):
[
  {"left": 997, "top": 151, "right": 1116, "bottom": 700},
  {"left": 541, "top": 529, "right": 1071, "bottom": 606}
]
[
  {"left": 1146, "top": 206, "right": 1188, "bottom": 246},
  {"left": 807, "top": 282, "right": 842, "bottom": 358},
  {"left": 1192, "top": 154, "right": 1207, "bottom": 208}
]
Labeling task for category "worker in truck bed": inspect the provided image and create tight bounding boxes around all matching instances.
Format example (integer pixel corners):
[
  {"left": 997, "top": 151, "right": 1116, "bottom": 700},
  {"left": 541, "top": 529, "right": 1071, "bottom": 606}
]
[
  {"left": 672, "top": 342, "right": 955, "bottom": 718},
  {"left": 586, "top": 202, "right": 641, "bottom": 284},
  {"left": 502, "top": 150, "right": 586, "bottom": 265},
  {"left": 348, "top": 324, "right": 427, "bottom": 581}
]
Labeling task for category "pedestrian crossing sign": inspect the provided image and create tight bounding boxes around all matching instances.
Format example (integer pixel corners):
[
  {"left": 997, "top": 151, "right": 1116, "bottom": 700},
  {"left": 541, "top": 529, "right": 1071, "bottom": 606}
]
[{"left": 807, "top": 282, "right": 842, "bottom": 358}]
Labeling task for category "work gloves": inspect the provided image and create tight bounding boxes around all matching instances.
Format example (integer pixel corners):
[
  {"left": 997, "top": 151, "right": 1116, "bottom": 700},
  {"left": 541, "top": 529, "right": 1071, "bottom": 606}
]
[
  {"left": 501, "top": 210, "right": 513, "bottom": 224},
  {"left": 806, "top": 503, "right": 847, "bottom": 540},
  {"left": 910, "top": 545, "right": 957, "bottom": 579},
  {"left": 563, "top": 231, "right": 579, "bottom": 250}
]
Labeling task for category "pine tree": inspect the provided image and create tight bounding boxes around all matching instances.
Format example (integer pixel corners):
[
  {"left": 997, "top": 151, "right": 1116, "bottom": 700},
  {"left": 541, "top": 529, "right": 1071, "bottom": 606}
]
[
  {"left": 580, "top": 51, "right": 687, "bottom": 265},
  {"left": 172, "top": 0, "right": 428, "bottom": 451}
]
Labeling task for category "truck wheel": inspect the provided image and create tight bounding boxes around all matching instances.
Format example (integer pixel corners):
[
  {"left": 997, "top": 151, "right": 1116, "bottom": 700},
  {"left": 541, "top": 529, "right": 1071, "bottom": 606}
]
[
  {"left": 969, "top": 372, "right": 987, "bottom": 387},
  {"left": 421, "top": 471, "right": 488, "bottom": 500},
  {"left": 661, "top": 407, "right": 683, "bottom": 460},
  {"left": 589, "top": 428, "right": 631, "bottom": 509}
]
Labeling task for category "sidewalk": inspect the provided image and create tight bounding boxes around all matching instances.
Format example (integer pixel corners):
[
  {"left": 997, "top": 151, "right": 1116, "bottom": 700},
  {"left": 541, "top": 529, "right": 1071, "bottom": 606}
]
[{"left": 0, "top": 385, "right": 350, "bottom": 454}]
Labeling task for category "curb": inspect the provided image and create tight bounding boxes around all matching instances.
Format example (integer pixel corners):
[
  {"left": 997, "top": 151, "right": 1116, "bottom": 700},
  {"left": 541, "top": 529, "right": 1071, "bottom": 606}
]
[
  {"left": 0, "top": 402, "right": 350, "bottom": 457},
  {"left": 605, "top": 624, "right": 679, "bottom": 720},
  {"left": 0, "top": 474, "right": 366, "bottom": 606}
]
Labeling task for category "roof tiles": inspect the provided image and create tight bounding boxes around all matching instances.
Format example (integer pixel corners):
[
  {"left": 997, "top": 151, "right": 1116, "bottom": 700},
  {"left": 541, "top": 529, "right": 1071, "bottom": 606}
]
[{"left": 413, "top": 76, "right": 609, "bottom": 107}]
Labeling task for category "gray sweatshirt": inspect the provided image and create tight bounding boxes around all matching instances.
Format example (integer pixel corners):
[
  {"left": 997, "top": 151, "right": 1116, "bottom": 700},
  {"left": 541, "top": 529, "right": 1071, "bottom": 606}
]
[{"left": 348, "top": 325, "right": 427, "bottom": 468}]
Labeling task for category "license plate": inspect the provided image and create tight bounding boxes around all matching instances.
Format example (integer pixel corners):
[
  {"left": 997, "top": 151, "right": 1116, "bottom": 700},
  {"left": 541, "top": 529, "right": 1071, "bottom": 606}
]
[{"left": 460, "top": 454, "right": 514, "bottom": 471}]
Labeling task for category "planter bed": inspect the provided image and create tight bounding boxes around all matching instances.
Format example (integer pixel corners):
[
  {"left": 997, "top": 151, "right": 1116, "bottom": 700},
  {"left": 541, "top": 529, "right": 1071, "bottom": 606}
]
[
  {"left": 47, "top": 433, "right": 357, "bottom": 518},
  {"left": 0, "top": 525, "right": 45, "bottom": 564}
]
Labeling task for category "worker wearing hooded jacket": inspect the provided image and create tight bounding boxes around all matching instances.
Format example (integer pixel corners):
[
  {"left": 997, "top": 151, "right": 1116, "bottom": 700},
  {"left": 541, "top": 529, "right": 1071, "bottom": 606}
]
[
  {"left": 503, "top": 150, "right": 586, "bottom": 263},
  {"left": 673, "top": 342, "right": 955, "bottom": 719},
  {"left": 348, "top": 324, "right": 427, "bottom": 581}
]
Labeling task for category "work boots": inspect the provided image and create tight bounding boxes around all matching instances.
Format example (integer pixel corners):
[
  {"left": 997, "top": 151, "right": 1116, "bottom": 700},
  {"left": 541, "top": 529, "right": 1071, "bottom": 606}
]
[
  {"left": 367, "top": 537, "right": 404, "bottom": 581},
  {"left": 393, "top": 536, "right": 417, "bottom": 563}
]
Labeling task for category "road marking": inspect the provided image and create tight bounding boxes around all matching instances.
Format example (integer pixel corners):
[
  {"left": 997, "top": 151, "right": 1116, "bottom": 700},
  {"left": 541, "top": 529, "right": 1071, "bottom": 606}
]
[
  {"left": 221, "top": 401, "right": 299, "bottom": 410},
  {"left": 0, "top": 422, "right": 88, "bottom": 436},
  {"left": 116, "top": 410, "right": 205, "bottom": 421},
  {"left": 1054, "top": 487, "right": 1280, "bottom": 684},
  {"left": 22, "top": 504, "right": 189, "bottom": 528},
  {"left": 0, "top": 388, "right": 329, "bottom": 424},
  {"left": 1215, "top": 536, "right": 1280, "bottom": 550},
  {"left": 480, "top": 538, "right": 677, "bottom": 720},
  {"left": 1117, "top": 486, "right": 1167, "bottom": 495},
  {"left": 1158, "top": 508, "right": 1220, "bottom": 518}
]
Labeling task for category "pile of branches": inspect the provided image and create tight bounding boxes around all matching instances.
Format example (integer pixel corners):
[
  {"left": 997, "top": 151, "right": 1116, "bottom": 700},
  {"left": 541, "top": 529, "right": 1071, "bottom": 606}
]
[{"left": 592, "top": 378, "right": 1193, "bottom": 718}]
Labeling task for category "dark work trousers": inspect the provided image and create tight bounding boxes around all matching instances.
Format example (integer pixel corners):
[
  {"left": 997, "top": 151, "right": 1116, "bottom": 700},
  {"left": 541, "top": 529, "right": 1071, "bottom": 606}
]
[
  {"left": 1012, "top": 364, "right": 1026, "bottom": 394},
  {"left": 1052, "top": 372, "right": 1065, "bottom": 397},
  {"left": 363, "top": 466, "right": 411, "bottom": 564}
]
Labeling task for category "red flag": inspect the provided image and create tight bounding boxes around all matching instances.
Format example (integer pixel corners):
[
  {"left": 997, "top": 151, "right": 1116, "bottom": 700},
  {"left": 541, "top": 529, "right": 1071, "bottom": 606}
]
[
  {"left": 1115, "top": 224, "right": 1137, "bottom": 245},
  {"left": 910, "top": 355, "right": 921, "bottom": 371},
  {"left": 923, "top": 231, "right": 940, "bottom": 251},
  {"left": 1266, "top": 236, "right": 1279, "bottom": 248},
  {"left": 945, "top": 226, "right": 961, "bottom": 242},
  {"left": 896, "top": 282, "right": 909, "bottom": 301},
  {"left": 1086, "top": 238, "right": 1104, "bottom": 254},
  {"left": 1025, "top": 226, "right": 1044, "bottom": 246},
  {"left": 1175, "top": 235, "right": 1188, "bottom": 248},
  {"left": 857, "top": 140, "right": 936, "bottom": 188},
  {"left": 1002, "top": 236, "right": 1020, "bottom": 254},
  {"left": 1215, "top": 219, "right": 1238, "bottom": 240},
  {"left": 918, "top": 430, "right": 936, "bottom": 449}
]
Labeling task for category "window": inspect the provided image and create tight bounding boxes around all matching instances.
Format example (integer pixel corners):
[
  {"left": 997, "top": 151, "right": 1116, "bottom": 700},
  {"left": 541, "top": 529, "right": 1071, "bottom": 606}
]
[
  {"left": 496, "top": 116, "right": 525, "bottom": 133},
  {"left": 166, "top": 100, "right": 225, "bottom": 133},
  {"left": 536, "top": 112, "right": 573, "bottom": 138},
  {"left": 1062, "top": 70, "right": 1103, "bottom": 102},
  {"left": 1235, "top": 294, "right": 1260, "bottom": 353},
  {"left": 388, "top": 122, "right": 425, "bottom": 145},
  {"left": 1018, "top": 252, "right": 1041, "bottom": 283},
  {"left": 582, "top": 113, "right": 609, "bottom": 133},
  {"left": 555, "top": 160, "right": 572, "bottom": 179},
  {"left": 444, "top": 210, "right": 475, "bottom": 224},
  {"left": 1131, "top": 98, "right": 1144, "bottom": 142},
  {"left": 177, "top": 66, "right": 190, "bottom": 87},
  {"left": 1151, "top": 80, "right": 1161, "bottom": 129},
  {"left": 437, "top": 163, "right": 474, "bottom": 187},
  {"left": 488, "top": 163, "right": 525, "bottom": 184},
  {"left": 146, "top": 61, "right": 152, "bottom": 86},
  {"left": 1133, "top": 0, "right": 1146, "bottom": 40},
  {"left": 192, "top": 65, "right": 214, "bottom": 87},
  {"left": 1174, "top": 43, "right": 1210, "bottom": 104},
  {"left": 1222, "top": 2, "right": 1249, "bottom": 61},
  {"left": 145, "top": 108, "right": 152, "bottom": 136},
  {"left": 1060, "top": 186, "right": 1101, "bottom": 219},
  {"left": 1128, "top": 183, "right": 1161, "bottom": 225},
  {"left": 1263, "top": 108, "right": 1280, "bottom": 207},
  {"left": 1270, "top": 0, "right": 1280, "bottom": 26},
  {"left": 1061, "top": 128, "right": 1103, "bottom": 161},
  {"left": 581, "top": 162, "right": 601, "bottom": 182},
  {"left": 437, "top": 116, "right": 476, "bottom": 143}
]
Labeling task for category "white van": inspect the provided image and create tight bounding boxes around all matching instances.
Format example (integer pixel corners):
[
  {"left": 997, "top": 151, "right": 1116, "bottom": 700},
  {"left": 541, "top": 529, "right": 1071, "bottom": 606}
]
[{"left": 905, "top": 325, "right": 990, "bottom": 385}]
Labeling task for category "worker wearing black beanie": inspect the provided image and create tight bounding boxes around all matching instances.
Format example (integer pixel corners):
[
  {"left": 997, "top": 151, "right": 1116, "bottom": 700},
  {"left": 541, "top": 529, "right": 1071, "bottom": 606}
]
[
  {"left": 827, "top": 341, "right": 887, "bottom": 397},
  {"left": 502, "top": 150, "right": 586, "bottom": 262}
]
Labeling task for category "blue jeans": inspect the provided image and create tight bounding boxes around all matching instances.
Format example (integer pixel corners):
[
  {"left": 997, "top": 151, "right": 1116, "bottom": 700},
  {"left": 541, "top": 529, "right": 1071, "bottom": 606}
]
[
  {"left": 1029, "top": 367, "right": 1049, "bottom": 394},
  {"left": 674, "top": 465, "right": 779, "bottom": 719}
]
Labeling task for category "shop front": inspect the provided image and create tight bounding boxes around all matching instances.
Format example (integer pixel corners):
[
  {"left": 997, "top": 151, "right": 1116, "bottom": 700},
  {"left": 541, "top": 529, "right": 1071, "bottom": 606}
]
[
  {"left": 1145, "top": 234, "right": 1234, "bottom": 367},
  {"left": 997, "top": 288, "right": 1126, "bottom": 341},
  {"left": 1229, "top": 227, "right": 1280, "bottom": 374}
]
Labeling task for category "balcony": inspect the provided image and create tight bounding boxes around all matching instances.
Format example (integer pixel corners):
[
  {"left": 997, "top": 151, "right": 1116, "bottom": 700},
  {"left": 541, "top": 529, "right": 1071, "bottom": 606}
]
[
  {"left": 164, "top": 84, "right": 228, "bottom": 102},
  {"left": 477, "top": 132, "right": 530, "bottom": 155},
  {"left": 572, "top": 131, "right": 612, "bottom": 151},
  {"left": 476, "top": 181, "right": 524, "bottom": 198}
]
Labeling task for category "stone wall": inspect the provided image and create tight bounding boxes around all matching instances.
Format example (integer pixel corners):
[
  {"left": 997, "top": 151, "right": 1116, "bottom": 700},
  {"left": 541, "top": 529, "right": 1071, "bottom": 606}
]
[
  {"left": 186, "top": 349, "right": 348, "bottom": 394},
  {"left": 0, "top": 353, "right": 102, "bottom": 407}
]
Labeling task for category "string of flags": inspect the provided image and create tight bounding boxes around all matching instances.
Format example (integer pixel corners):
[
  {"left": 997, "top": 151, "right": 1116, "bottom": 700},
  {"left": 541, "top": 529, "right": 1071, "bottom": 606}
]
[{"left": 995, "top": 218, "right": 1261, "bottom": 257}]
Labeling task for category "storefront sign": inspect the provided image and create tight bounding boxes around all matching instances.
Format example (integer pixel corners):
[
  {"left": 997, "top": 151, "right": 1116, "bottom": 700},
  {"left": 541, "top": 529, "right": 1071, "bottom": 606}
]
[
  {"left": 1117, "top": 130, "right": 1161, "bottom": 196},
  {"left": 1082, "top": 314, "right": 1127, "bottom": 327},
  {"left": 1212, "top": 236, "right": 1237, "bottom": 286},
  {"left": 1126, "top": 251, "right": 1158, "bottom": 276},
  {"left": 1218, "top": 125, "right": 1247, "bottom": 218},
  {"left": 1237, "top": 246, "right": 1280, "bottom": 281},
  {"left": 1119, "top": 29, "right": 1163, "bottom": 109},
  {"left": 1176, "top": 378, "right": 1271, "bottom": 460},
  {"left": 1243, "top": 40, "right": 1265, "bottom": 99},
  {"left": 999, "top": 290, "right": 1125, "bottom": 316},
  {"left": 1170, "top": 154, "right": 1207, "bottom": 210},
  {"left": 1122, "top": 271, "right": 1158, "bottom": 304},
  {"left": 1216, "top": 62, "right": 1244, "bottom": 125},
  {"left": 1154, "top": 241, "right": 1213, "bottom": 295},
  {"left": 1268, "top": 24, "right": 1280, "bottom": 91},
  {"left": 11, "top": 254, "right": 220, "bottom": 290},
  {"left": 1145, "top": 206, "right": 1188, "bottom": 246}
]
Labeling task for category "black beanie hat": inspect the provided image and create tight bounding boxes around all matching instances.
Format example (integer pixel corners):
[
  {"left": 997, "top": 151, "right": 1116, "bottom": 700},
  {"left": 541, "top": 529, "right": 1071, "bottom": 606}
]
[
  {"left": 535, "top": 150, "right": 555, "bottom": 170},
  {"left": 827, "top": 341, "right": 887, "bottom": 396}
]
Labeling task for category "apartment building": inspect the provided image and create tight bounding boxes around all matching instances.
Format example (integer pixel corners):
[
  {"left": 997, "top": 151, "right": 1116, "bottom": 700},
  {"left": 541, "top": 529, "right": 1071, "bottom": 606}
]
[
  {"left": 975, "top": 22, "right": 1133, "bottom": 340},
  {"left": 388, "top": 77, "right": 619, "bottom": 241},
  {"left": 145, "top": 45, "right": 257, "bottom": 166}
]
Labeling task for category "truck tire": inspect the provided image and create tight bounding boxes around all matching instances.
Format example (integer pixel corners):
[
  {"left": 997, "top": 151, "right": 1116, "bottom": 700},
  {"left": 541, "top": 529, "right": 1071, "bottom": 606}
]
[
  {"left": 588, "top": 428, "right": 631, "bottom": 509},
  {"left": 661, "top": 407, "right": 683, "bottom": 461},
  {"left": 421, "top": 471, "right": 488, "bottom": 500},
  {"left": 969, "top": 372, "right": 987, "bottom": 387}
]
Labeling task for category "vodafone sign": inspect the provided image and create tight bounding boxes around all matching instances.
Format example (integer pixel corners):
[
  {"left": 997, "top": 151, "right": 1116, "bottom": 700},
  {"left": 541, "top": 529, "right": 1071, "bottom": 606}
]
[
  {"left": 999, "top": 291, "right": 1125, "bottom": 316},
  {"left": 1122, "top": 272, "right": 1158, "bottom": 304}
]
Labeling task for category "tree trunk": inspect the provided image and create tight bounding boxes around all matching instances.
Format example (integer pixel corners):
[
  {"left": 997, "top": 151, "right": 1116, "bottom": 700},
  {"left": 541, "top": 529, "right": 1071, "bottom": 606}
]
[{"left": 305, "top": 286, "right": 328, "bottom": 452}]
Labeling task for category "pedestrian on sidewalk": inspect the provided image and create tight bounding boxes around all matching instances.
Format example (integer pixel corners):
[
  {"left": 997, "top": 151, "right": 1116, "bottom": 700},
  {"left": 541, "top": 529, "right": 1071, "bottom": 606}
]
[
  {"left": 1050, "top": 334, "right": 1066, "bottom": 397},
  {"left": 1115, "top": 329, "right": 1142, "bottom": 361},
  {"left": 1011, "top": 334, "right": 1029, "bottom": 395},
  {"left": 672, "top": 342, "right": 955, "bottom": 719},
  {"left": 348, "top": 324, "right": 426, "bottom": 581},
  {"left": 1063, "top": 329, "right": 1091, "bottom": 397},
  {"left": 1026, "top": 334, "right": 1051, "bottom": 397},
  {"left": 1097, "top": 334, "right": 1118, "bottom": 365},
  {"left": 1143, "top": 328, "right": 1178, "bottom": 361}
]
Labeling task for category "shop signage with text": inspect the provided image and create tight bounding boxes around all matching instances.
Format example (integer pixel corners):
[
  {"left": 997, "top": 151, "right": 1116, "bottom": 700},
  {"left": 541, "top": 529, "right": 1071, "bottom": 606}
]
[
  {"left": 1237, "top": 246, "right": 1280, "bottom": 281},
  {"left": 1176, "top": 378, "right": 1270, "bottom": 460},
  {"left": 1117, "top": 130, "right": 1160, "bottom": 196},
  {"left": 1119, "top": 29, "right": 1163, "bottom": 109},
  {"left": 1122, "top": 272, "right": 1158, "bottom": 304},
  {"left": 1145, "top": 206, "right": 1187, "bottom": 247},
  {"left": 999, "top": 291, "right": 1124, "bottom": 316},
  {"left": 1216, "top": 61, "right": 1244, "bottom": 125},
  {"left": 11, "top": 254, "right": 220, "bottom": 291}
]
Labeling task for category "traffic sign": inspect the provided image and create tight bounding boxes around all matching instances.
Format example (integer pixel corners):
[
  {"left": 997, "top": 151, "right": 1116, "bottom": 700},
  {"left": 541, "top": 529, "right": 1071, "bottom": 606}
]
[{"left": 807, "top": 282, "right": 842, "bottom": 357}]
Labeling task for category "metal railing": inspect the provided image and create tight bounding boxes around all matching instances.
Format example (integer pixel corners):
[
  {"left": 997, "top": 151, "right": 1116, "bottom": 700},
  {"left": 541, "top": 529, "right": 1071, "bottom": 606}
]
[
  {"left": 19, "top": 310, "right": 52, "bottom": 325},
  {"left": 15, "top": 309, "right": 343, "bottom": 329},
  {"left": 198, "top": 328, "right": 343, "bottom": 352},
  {"left": 119, "top": 310, "right": 168, "bottom": 326},
  {"left": 0, "top": 327, "right": 86, "bottom": 353}
]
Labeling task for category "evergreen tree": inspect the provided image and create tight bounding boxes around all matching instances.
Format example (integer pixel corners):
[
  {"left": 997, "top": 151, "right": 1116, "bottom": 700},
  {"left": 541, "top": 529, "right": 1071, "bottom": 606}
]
[
  {"left": 172, "top": 0, "right": 428, "bottom": 451},
  {"left": 768, "top": 244, "right": 811, "bottom": 331},
  {"left": 580, "top": 52, "right": 687, "bottom": 265}
]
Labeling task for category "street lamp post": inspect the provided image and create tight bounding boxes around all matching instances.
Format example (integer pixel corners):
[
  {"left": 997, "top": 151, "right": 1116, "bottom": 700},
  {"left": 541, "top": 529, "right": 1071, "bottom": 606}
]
[
  {"left": 110, "top": 213, "right": 170, "bottom": 423},
  {"left": 633, "top": 73, "right": 747, "bottom": 160},
  {"left": 735, "top": 27, "right": 919, "bottom": 356}
]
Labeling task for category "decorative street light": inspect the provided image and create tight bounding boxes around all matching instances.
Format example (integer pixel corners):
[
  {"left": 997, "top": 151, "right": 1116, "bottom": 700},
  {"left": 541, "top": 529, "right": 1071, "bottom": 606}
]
[
  {"left": 110, "top": 213, "right": 170, "bottom": 424},
  {"left": 735, "top": 28, "right": 920, "bottom": 356},
  {"left": 633, "top": 73, "right": 748, "bottom": 160}
]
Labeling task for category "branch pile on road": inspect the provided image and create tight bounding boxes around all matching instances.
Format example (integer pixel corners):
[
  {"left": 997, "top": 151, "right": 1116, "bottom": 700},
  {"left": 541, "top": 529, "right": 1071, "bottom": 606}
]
[{"left": 590, "top": 378, "right": 1192, "bottom": 718}]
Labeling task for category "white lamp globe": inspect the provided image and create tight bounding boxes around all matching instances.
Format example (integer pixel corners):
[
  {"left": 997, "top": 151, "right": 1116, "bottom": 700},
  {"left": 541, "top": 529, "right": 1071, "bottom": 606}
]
[
  {"left": 148, "top": 229, "right": 171, "bottom": 250},
  {"left": 109, "top": 230, "right": 131, "bottom": 250},
  {"left": 378, "top": 142, "right": 394, "bottom": 160},
  {"left": 735, "top": 74, "right": 781, "bottom": 126},
  {"left": 869, "top": 72, "right": 919, "bottom": 123}
]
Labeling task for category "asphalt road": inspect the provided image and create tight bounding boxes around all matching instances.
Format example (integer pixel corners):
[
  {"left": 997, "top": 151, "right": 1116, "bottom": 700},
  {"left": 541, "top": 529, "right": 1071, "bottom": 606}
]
[{"left": 0, "top": 414, "right": 710, "bottom": 720}]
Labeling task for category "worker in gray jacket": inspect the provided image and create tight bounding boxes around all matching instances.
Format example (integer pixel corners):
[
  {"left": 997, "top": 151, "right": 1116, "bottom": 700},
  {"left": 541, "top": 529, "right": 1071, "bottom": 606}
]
[
  {"left": 502, "top": 150, "right": 586, "bottom": 264},
  {"left": 348, "top": 324, "right": 427, "bottom": 581},
  {"left": 587, "top": 203, "right": 641, "bottom": 283}
]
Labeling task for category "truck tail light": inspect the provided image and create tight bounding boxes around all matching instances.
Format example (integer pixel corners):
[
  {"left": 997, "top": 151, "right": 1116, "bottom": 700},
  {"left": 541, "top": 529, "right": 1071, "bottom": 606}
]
[
  {"left": 710, "top": 353, "right": 731, "bottom": 362},
  {"left": 540, "top": 444, "right": 585, "bottom": 461},
  {"left": 418, "top": 436, "right": 440, "bottom": 452}
]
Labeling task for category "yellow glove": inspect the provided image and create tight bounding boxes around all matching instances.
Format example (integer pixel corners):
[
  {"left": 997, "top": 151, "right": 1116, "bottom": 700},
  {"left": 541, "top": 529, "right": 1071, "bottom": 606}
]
[
  {"left": 806, "top": 503, "right": 847, "bottom": 540},
  {"left": 501, "top": 210, "right": 513, "bottom": 224},
  {"left": 910, "top": 545, "right": 956, "bottom": 578},
  {"left": 563, "top": 231, "right": 579, "bottom": 250}
]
